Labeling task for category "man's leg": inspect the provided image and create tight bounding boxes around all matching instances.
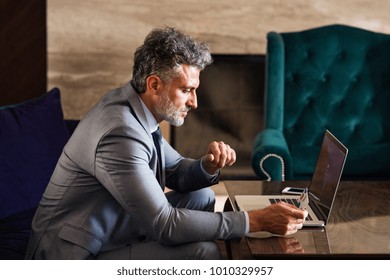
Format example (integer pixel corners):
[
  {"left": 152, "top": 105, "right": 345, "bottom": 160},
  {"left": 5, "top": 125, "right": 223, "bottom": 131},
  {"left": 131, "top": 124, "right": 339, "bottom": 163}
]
[
  {"left": 96, "top": 241, "right": 222, "bottom": 260},
  {"left": 96, "top": 188, "right": 220, "bottom": 260},
  {"left": 130, "top": 241, "right": 221, "bottom": 260},
  {"left": 165, "top": 187, "right": 215, "bottom": 212}
]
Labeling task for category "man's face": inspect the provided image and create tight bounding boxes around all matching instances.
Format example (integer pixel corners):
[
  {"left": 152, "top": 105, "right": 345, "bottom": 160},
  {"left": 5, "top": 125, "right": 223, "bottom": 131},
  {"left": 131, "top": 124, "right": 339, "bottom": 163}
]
[{"left": 155, "top": 65, "right": 200, "bottom": 126}]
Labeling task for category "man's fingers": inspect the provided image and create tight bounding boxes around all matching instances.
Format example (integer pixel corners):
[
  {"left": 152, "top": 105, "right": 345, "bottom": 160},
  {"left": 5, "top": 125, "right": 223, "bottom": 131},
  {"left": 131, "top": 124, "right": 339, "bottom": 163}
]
[
  {"left": 205, "top": 153, "right": 214, "bottom": 164},
  {"left": 279, "top": 202, "right": 308, "bottom": 220},
  {"left": 207, "top": 141, "right": 235, "bottom": 167},
  {"left": 226, "top": 146, "right": 236, "bottom": 166}
]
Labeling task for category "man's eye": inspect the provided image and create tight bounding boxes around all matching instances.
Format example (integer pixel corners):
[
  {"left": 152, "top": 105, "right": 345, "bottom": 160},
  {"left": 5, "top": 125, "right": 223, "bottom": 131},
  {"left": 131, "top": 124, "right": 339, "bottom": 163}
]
[{"left": 183, "top": 89, "right": 191, "bottom": 94}]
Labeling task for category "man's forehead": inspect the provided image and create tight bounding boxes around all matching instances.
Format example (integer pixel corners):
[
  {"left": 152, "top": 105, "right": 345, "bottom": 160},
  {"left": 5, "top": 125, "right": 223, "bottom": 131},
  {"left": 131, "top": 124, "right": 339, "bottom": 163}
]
[{"left": 174, "top": 64, "right": 200, "bottom": 86}]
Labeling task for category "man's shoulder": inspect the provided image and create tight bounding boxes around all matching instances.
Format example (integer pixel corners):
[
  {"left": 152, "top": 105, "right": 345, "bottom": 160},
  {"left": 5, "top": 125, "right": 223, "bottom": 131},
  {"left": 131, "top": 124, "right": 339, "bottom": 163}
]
[{"left": 84, "top": 85, "right": 135, "bottom": 124}]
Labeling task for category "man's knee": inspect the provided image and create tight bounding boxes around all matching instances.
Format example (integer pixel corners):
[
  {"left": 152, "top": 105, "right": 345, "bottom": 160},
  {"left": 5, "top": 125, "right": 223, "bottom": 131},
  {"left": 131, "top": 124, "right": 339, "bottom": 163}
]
[
  {"left": 197, "top": 187, "right": 216, "bottom": 212},
  {"left": 192, "top": 241, "right": 222, "bottom": 260},
  {"left": 127, "top": 240, "right": 221, "bottom": 260},
  {"left": 188, "top": 188, "right": 215, "bottom": 212},
  {"left": 166, "top": 187, "right": 215, "bottom": 211}
]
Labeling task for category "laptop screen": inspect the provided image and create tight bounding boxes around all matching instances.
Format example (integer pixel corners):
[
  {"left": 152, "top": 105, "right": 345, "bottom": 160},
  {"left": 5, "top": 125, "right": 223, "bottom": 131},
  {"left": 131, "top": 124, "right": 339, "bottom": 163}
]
[{"left": 309, "top": 130, "right": 348, "bottom": 222}]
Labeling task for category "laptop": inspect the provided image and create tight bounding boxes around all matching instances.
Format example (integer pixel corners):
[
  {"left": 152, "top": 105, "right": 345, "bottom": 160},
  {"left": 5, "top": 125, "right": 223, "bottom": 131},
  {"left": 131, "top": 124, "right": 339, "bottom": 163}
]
[{"left": 235, "top": 130, "right": 348, "bottom": 227}]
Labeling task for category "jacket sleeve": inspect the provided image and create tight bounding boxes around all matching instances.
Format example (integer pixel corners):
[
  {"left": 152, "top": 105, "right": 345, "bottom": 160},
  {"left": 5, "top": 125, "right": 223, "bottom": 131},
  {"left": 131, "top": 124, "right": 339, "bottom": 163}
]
[
  {"left": 94, "top": 125, "right": 246, "bottom": 245},
  {"left": 162, "top": 138, "right": 220, "bottom": 192}
]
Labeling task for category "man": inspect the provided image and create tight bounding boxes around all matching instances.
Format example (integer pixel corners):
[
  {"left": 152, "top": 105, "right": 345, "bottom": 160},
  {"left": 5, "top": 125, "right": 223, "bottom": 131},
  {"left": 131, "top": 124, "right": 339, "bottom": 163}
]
[{"left": 25, "top": 27, "right": 307, "bottom": 260}]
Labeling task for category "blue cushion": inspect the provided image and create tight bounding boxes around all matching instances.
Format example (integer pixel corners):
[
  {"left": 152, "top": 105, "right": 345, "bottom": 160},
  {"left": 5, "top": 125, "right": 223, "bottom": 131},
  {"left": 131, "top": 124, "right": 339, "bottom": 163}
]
[
  {"left": 0, "top": 207, "right": 37, "bottom": 260},
  {"left": 0, "top": 88, "right": 69, "bottom": 219}
]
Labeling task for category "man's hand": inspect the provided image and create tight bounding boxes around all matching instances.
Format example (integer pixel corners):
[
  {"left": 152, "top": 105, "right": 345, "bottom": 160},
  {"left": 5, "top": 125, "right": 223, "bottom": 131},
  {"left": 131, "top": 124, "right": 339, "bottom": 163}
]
[
  {"left": 202, "top": 141, "right": 236, "bottom": 175},
  {"left": 248, "top": 202, "right": 308, "bottom": 236}
]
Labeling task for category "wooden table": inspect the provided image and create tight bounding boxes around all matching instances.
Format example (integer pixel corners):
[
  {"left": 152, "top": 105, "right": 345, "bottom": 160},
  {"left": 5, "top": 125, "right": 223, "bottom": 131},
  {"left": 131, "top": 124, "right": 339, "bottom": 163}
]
[{"left": 223, "top": 180, "right": 390, "bottom": 259}]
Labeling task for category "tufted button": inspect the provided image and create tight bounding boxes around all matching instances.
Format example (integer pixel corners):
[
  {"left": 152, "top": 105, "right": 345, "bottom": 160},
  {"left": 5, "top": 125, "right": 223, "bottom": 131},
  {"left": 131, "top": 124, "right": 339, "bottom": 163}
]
[
  {"left": 322, "top": 74, "right": 329, "bottom": 82},
  {"left": 336, "top": 100, "right": 344, "bottom": 108},
  {"left": 351, "top": 123, "right": 359, "bottom": 132},
  {"left": 290, "top": 73, "right": 299, "bottom": 82},
  {"left": 307, "top": 97, "right": 314, "bottom": 106},
  {"left": 286, "top": 125, "right": 296, "bottom": 134},
  {"left": 351, "top": 74, "right": 360, "bottom": 83},
  {"left": 349, "top": 121, "right": 360, "bottom": 133},
  {"left": 337, "top": 51, "right": 345, "bottom": 60},
  {"left": 366, "top": 51, "right": 374, "bottom": 59}
]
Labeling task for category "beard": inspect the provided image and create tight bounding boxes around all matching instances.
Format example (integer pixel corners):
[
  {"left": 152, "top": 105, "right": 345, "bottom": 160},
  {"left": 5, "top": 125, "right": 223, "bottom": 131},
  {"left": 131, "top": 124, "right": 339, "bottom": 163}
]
[{"left": 155, "top": 89, "right": 191, "bottom": 127}]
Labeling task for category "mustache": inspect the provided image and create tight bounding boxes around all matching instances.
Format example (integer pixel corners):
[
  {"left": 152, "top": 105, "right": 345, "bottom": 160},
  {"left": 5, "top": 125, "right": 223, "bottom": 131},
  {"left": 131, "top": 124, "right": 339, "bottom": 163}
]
[{"left": 181, "top": 106, "right": 192, "bottom": 112}]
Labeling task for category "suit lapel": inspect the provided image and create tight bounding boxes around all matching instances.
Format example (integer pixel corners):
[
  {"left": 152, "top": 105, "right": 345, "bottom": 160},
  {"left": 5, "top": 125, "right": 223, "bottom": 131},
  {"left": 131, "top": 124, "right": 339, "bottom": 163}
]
[
  {"left": 121, "top": 83, "right": 165, "bottom": 188},
  {"left": 121, "top": 83, "right": 151, "bottom": 134}
]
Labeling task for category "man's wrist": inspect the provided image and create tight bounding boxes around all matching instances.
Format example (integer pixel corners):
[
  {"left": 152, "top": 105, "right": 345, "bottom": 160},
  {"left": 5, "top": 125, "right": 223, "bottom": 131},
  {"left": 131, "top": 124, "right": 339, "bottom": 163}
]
[{"left": 201, "top": 157, "right": 219, "bottom": 176}]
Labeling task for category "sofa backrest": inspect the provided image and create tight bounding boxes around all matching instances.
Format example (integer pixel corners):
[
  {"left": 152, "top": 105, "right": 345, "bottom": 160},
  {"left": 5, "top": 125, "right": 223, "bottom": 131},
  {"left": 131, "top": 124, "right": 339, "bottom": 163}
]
[{"left": 266, "top": 24, "right": 390, "bottom": 178}]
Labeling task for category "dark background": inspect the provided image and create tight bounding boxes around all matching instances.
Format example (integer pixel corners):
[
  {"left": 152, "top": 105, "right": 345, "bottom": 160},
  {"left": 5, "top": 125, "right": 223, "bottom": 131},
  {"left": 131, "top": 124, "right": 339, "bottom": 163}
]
[{"left": 171, "top": 54, "right": 265, "bottom": 179}]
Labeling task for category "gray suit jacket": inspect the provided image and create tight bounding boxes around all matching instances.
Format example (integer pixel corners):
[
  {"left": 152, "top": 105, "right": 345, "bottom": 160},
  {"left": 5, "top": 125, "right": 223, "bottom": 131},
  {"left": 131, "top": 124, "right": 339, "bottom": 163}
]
[{"left": 25, "top": 83, "right": 246, "bottom": 259}]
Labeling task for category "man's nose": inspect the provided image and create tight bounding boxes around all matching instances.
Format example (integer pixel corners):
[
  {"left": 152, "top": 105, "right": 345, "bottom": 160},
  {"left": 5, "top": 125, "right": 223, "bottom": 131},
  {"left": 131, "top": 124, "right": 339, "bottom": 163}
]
[{"left": 188, "top": 91, "right": 197, "bottom": 109}]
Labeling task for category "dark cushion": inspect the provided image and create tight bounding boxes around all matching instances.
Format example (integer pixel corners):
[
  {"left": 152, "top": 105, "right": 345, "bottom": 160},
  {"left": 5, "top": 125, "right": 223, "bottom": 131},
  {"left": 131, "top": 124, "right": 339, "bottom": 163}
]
[
  {"left": 0, "top": 207, "right": 37, "bottom": 260},
  {"left": 0, "top": 87, "right": 69, "bottom": 219}
]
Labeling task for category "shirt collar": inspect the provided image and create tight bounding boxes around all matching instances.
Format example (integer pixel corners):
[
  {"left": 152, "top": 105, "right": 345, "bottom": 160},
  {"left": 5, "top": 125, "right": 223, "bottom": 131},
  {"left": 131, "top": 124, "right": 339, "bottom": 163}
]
[{"left": 138, "top": 95, "right": 159, "bottom": 133}]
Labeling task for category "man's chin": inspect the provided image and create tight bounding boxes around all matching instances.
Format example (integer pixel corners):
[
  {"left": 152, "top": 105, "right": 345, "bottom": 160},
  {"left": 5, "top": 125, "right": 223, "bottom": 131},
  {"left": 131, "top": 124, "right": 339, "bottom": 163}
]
[
  {"left": 168, "top": 118, "right": 185, "bottom": 127},
  {"left": 171, "top": 121, "right": 184, "bottom": 127}
]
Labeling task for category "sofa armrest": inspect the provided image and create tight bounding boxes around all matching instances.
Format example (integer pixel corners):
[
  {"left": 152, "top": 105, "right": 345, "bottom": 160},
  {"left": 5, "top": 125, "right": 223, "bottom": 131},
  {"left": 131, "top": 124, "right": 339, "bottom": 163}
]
[{"left": 251, "top": 129, "right": 292, "bottom": 181}]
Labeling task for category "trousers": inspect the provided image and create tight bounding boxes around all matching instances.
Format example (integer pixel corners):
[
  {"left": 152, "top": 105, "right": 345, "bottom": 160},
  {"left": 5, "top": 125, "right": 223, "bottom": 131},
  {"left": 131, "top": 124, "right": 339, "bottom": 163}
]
[{"left": 96, "top": 187, "right": 222, "bottom": 260}]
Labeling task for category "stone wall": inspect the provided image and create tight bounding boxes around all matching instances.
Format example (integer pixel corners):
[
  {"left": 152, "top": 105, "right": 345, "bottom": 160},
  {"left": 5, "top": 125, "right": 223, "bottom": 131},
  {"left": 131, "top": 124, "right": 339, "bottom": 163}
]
[{"left": 48, "top": 0, "right": 390, "bottom": 139}]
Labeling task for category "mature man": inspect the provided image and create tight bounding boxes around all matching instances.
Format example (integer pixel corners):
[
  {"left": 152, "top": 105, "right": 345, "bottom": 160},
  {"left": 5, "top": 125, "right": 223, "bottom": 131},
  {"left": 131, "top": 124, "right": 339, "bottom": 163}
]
[{"left": 25, "top": 27, "right": 306, "bottom": 259}]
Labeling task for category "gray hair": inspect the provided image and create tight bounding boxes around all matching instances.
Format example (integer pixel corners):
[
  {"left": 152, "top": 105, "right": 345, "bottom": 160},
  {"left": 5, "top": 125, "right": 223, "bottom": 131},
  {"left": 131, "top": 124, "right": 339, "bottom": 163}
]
[{"left": 131, "top": 27, "right": 213, "bottom": 93}]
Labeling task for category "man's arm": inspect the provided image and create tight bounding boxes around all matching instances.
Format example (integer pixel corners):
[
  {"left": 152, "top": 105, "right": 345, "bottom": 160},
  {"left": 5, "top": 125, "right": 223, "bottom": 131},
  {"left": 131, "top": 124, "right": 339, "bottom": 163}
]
[
  {"left": 163, "top": 138, "right": 220, "bottom": 192},
  {"left": 95, "top": 126, "right": 247, "bottom": 245},
  {"left": 248, "top": 202, "right": 308, "bottom": 235},
  {"left": 201, "top": 141, "right": 236, "bottom": 175}
]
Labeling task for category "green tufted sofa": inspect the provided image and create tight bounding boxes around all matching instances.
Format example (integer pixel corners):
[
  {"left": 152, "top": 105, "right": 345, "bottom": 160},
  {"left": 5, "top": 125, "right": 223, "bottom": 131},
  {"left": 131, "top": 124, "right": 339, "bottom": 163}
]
[{"left": 252, "top": 24, "right": 390, "bottom": 181}]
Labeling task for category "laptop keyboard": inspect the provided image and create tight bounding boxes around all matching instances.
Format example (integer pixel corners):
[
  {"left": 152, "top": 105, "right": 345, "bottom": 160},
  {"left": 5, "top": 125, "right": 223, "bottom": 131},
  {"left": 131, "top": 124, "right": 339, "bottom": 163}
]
[{"left": 269, "top": 198, "right": 313, "bottom": 221}]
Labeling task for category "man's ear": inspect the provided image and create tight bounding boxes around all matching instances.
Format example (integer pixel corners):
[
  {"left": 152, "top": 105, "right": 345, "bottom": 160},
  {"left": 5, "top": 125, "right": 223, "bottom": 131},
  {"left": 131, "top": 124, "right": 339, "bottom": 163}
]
[{"left": 146, "top": 75, "right": 162, "bottom": 94}]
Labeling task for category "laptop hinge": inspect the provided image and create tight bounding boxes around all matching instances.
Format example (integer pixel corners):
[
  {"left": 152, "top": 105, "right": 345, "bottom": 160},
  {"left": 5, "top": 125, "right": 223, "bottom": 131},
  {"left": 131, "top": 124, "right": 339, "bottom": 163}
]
[{"left": 309, "top": 198, "right": 327, "bottom": 223}]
